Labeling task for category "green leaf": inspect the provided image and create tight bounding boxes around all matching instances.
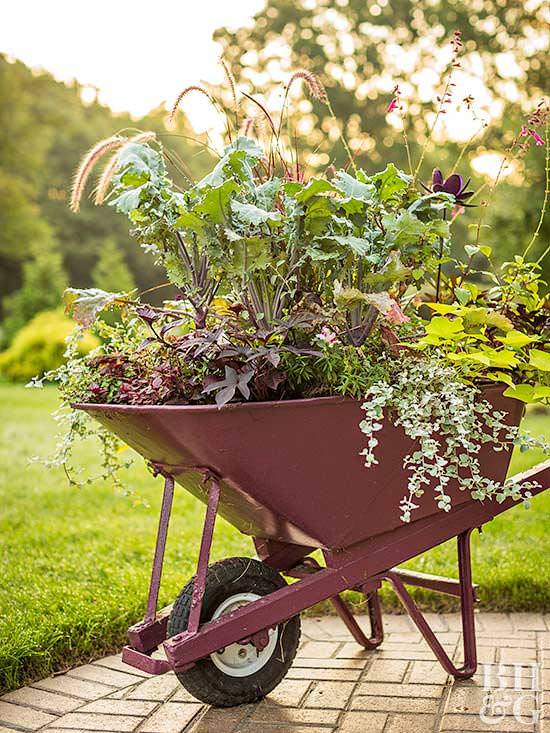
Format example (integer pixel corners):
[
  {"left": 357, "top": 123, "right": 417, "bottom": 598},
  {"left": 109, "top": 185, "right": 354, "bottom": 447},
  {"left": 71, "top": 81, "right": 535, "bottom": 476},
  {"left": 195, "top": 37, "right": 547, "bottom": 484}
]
[
  {"left": 333, "top": 170, "right": 375, "bottom": 202},
  {"left": 230, "top": 200, "right": 281, "bottom": 226},
  {"left": 229, "top": 237, "right": 270, "bottom": 273},
  {"left": 528, "top": 349, "right": 550, "bottom": 372},
  {"left": 478, "top": 348, "right": 519, "bottom": 369},
  {"left": 112, "top": 187, "right": 142, "bottom": 215},
  {"left": 225, "top": 136, "right": 264, "bottom": 158},
  {"left": 331, "top": 234, "right": 371, "bottom": 256},
  {"left": 63, "top": 287, "right": 123, "bottom": 327},
  {"left": 486, "top": 371, "right": 515, "bottom": 387},
  {"left": 176, "top": 211, "right": 205, "bottom": 233},
  {"left": 425, "top": 219, "right": 450, "bottom": 241},
  {"left": 427, "top": 303, "right": 462, "bottom": 315},
  {"left": 372, "top": 163, "right": 410, "bottom": 202},
  {"left": 495, "top": 330, "right": 538, "bottom": 349},
  {"left": 503, "top": 384, "right": 536, "bottom": 403},
  {"left": 425, "top": 316, "right": 464, "bottom": 339},
  {"left": 384, "top": 211, "right": 425, "bottom": 246},
  {"left": 454, "top": 286, "right": 472, "bottom": 305},
  {"left": 256, "top": 179, "right": 281, "bottom": 209},
  {"left": 294, "top": 178, "right": 338, "bottom": 203},
  {"left": 447, "top": 351, "right": 492, "bottom": 365},
  {"left": 194, "top": 180, "right": 239, "bottom": 224},
  {"left": 533, "top": 385, "right": 550, "bottom": 400}
]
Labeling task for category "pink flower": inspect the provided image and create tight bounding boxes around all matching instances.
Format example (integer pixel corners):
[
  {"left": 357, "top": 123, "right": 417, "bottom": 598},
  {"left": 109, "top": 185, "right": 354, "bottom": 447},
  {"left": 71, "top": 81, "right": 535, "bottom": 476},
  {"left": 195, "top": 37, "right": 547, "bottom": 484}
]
[
  {"left": 317, "top": 326, "right": 338, "bottom": 347},
  {"left": 520, "top": 125, "right": 545, "bottom": 146},
  {"left": 387, "top": 98, "right": 399, "bottom": 113},
  {"left": 386, "top": 301, "right": 409, "bottom": 325},
  {"left": 451, "top": 204, "right": 465, "bottom": 220}
]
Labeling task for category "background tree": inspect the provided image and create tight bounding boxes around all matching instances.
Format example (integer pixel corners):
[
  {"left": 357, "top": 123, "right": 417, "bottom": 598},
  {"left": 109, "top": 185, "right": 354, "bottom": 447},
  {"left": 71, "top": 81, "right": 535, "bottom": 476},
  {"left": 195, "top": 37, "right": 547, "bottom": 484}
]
[
  {"left": 1, "top": 244, "right": 68, "bottom": 345},
  {"left": 0, "top": 55, "right": 212, "bottom": 336},
  {"left": 215, "top": 0, "right": 549, "bottom": 273},
  {"left": 91, "top": 238, "right": 136, "bottom": 294}
]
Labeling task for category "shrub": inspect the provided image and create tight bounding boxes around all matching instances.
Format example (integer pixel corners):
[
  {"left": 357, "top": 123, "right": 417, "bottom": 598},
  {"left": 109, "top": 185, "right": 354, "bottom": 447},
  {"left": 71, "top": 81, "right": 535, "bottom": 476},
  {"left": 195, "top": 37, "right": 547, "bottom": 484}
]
[{"left": 0, "top": 309, "right": 98, "bottom": 382}]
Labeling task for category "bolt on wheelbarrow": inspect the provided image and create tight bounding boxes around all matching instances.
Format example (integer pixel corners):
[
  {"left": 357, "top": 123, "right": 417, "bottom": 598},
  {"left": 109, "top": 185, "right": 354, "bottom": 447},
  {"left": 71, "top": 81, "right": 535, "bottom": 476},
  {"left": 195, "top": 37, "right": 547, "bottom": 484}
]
[{"left": 77, "top": 385, "right": 550, "bottom": 707}]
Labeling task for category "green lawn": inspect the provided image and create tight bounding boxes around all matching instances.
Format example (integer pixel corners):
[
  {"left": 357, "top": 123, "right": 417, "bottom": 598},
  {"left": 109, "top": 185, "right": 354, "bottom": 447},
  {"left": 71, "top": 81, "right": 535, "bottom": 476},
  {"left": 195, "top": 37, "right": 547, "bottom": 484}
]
[{"left": 1, "top": 383, "right": 548, "bottom": 692}]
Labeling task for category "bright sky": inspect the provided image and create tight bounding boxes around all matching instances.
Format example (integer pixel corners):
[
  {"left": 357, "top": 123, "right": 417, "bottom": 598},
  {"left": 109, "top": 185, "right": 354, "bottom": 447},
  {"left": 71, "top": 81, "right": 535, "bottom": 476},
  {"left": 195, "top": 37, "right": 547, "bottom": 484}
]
[{"left": 1, "top": 0, "right": 265, "bottom": 124}]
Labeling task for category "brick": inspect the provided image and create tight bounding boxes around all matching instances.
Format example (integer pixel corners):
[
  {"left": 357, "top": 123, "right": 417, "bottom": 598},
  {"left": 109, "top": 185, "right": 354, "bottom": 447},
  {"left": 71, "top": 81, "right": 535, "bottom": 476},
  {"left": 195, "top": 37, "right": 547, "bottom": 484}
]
[
  {"left": 34, "top": 675, "right": 115, "bottom": 700},
  {"left": 477, "top": 636, "right": 537, "bottom": 648},
  {"left": 297, "top": 641, "right": 340, "bottom": 658},
  {"left": 358, "top": 682, "right": 444, "bottom": 698},
  {"left": 539, "top": 632, "right": 550, "bottom": 649},
  {"left": 352, "top": 694, "right": 438, "bottom": 714},
  {"left": 365, "top": 658, "right": 408, "bottom": 682},
  {"left": 386, "top": 713, "right": 437, "bottom": 732},
  {"left": 336, "top": 642, "right": 372, "bottom": 659},
  {"left": 447, "top": 685, "right": 492, "bottom": 714},
  {"left": 287, "top": 666, "right": 361, "bottom": 681},
  {"left": 423, "top": 612, "right": 450, "bottom": 632},
  {"left": 302, "top": 617, "right": 335, "bottom": 640},
  {"left": 383, "top": 615, "right": 414, "bottom": 633},
  {"left": 445, "top": 613, "right": 468, "bottom": 632},
  {"left": 477, "top": 613, "right": 514, "bottom": 634},
  {"left": 377, "top": 649, "right": 437, "bottom": 661},
  {"left": 68, "top": 663, "right": 143, "bottom": 688},
  {"left": 385, "top": 632, "right": 424, "bottom": 644},
  {"left": 442, "top": 712, "right": 536, "bottom": 731},
  {"left": 125, "top": 673, "right": 179, "bottom": 701},
  {"left": 45, "top": 711, "right": 140, "bottom": 731},
  {"left": 78, "top": 698, "right": 157, "bottom": 716},
  {"left": 293, "top": 657, "right": 365, "bottom": 669},
  {"left": 512, "top": 613, "right": 547, "bottom": 631},
  {"left": 241, "top": 727, "right": 330, "bottom": 733},
  {"left": 171, "top": 685, "right": 203, "bottom": 702},
  {"left": 454, "top": 645, "right": 495, "bottom": 664},
  {"left": 0, "top": 700, "right": 56, "bottom": 730},
  {"left": 139, "top": 702, "right": 203, "bottom": 733},
  {"left": 314, "top": 615, "right": 354, "bottom": 638},
  {"left": 93, "top": 654, "right": 152, "bottom": 678},
  {"left": 264, "top": 679, "right": 310, "bottom": 707},
  {"left": 339, "top": 711, "right": 387, "bottom": 732},
  {"left": 499, "top": 647, "right": 537, "bottom": 664},
  {"left": 188, "top": 706, "right": 252, "bottom": 733},
  {"left": 250, "top": 704, "right": 340, "bottom": 725},
  {"left": 408, "top": 660, "right": 450, "bottom": 685},
  {"left": 303, "top": 680, "right": 355, "bottom": 709},
  {"left": 1, "top": 685, "right": 80, "bottom": 713}
]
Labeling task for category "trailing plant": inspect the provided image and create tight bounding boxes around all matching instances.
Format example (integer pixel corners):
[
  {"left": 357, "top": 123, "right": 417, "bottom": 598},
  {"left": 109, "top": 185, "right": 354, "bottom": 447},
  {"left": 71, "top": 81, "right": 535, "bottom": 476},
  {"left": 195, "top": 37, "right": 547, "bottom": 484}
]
[{"left": 38, "top": 44, "right": 550, "bottom": 519}]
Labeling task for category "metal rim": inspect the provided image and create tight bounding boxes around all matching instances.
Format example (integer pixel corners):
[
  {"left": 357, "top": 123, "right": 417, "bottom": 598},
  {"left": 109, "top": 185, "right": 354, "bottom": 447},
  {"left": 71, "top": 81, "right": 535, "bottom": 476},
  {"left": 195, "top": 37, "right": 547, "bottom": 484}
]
[{"left": 209, "top": 593, "right": 278, "bottom": 677}]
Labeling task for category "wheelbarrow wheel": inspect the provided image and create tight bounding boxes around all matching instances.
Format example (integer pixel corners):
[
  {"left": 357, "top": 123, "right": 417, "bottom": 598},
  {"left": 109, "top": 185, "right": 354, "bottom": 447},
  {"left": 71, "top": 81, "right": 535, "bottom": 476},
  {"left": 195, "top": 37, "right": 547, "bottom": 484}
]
[{"left": 167, "top": 556, "right": 301, "bottom": 707}]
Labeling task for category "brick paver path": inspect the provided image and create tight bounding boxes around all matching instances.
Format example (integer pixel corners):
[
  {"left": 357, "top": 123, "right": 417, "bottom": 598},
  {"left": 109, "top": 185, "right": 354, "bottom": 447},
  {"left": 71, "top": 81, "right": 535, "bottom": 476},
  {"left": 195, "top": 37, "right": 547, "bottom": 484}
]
[{"left": 1, "top": 612, "right": 549, "bottom": 732}]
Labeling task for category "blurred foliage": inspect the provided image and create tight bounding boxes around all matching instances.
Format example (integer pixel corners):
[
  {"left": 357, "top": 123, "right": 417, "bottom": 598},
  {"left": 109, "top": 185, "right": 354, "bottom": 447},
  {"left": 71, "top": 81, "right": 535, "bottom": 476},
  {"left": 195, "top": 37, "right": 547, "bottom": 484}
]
[
  {"left": 91, "top": 237, "right": 136, "bottom": 293},
  {"left": 0, "top": 309, "right": 98, "bottom": 382},
  {"left": 1, "top": 244, "right": 68, "bottom": 346},
  {"left": 0, "top": 55, "right": 212, "bottom": 332},
  {"left": 215, "top": 0, "right": 549, "bottom": 275}
]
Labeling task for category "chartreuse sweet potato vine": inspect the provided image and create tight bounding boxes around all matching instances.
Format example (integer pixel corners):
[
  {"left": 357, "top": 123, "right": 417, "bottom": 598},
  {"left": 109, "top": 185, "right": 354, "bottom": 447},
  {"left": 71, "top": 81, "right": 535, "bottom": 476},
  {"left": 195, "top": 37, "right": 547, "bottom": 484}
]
[{"left": 34, "top": 63, "right": 549, "bottom": 521}]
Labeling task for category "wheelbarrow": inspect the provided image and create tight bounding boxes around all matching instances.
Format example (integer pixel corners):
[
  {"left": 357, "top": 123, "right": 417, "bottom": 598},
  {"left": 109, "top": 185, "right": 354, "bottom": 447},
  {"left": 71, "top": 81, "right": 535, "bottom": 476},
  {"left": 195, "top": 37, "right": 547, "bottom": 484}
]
[{"left": 77, "top": 384, "right": 550, "bottom": 707}]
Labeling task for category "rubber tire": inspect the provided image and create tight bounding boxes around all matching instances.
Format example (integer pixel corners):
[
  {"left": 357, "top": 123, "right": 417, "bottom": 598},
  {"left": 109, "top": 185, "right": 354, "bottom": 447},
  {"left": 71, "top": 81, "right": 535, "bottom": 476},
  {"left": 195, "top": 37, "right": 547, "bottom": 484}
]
[{"left": 167, "top": 557, "right": 301, "bottom": 707}]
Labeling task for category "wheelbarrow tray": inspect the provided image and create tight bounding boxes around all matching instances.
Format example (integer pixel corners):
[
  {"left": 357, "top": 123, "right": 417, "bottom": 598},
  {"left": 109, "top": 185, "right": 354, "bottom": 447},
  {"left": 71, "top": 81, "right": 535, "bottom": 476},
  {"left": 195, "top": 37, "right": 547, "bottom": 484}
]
[
  {"left": 75, "top": 388, "right": 549, "bottom": 692},
  {"left": 77, "top": 384, "right": 524, "bottom": 550}
]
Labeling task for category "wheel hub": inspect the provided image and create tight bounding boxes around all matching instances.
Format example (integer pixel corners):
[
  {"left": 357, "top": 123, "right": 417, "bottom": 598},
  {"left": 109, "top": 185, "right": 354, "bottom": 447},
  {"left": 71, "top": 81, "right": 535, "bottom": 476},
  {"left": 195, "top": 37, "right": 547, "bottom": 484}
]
[{"left": 209, "top": 592, "right": 278, "bottom": 677}]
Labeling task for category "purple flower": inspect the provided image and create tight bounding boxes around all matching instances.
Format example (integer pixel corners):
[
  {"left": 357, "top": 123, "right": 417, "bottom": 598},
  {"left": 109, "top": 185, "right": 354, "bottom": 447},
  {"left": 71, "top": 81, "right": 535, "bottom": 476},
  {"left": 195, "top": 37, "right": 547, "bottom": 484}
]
[{"left": 423, "top": 169, "right": 475, "bottom": 206}]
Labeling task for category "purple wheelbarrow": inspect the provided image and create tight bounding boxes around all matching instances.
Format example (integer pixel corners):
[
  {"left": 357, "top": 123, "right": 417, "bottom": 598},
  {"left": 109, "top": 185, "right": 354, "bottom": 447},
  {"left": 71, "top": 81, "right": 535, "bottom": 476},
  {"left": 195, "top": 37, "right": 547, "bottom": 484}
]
[{"left": 77, "top": 384, "right": 550, "bottom": 707}]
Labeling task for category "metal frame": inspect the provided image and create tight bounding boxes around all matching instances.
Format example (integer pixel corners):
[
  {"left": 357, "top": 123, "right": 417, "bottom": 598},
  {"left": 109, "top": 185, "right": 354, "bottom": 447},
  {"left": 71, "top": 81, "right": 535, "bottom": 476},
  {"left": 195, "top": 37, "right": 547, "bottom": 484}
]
[{"left": 123, "top": 460, "right": 550, "bottom": 679}]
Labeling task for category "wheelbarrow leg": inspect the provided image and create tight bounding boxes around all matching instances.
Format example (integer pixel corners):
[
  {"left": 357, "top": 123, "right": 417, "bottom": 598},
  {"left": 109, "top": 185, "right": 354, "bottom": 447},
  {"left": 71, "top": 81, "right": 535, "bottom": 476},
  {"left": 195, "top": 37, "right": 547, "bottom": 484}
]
[
  {"left": 385, "top": 528, "right": 477, "bottom": 680},
  {"left": 329, "top": 588, "right": 384, "bottom": 649},
  {"left": 145, "top": 474, "right": 175, "bottom": 623}
]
